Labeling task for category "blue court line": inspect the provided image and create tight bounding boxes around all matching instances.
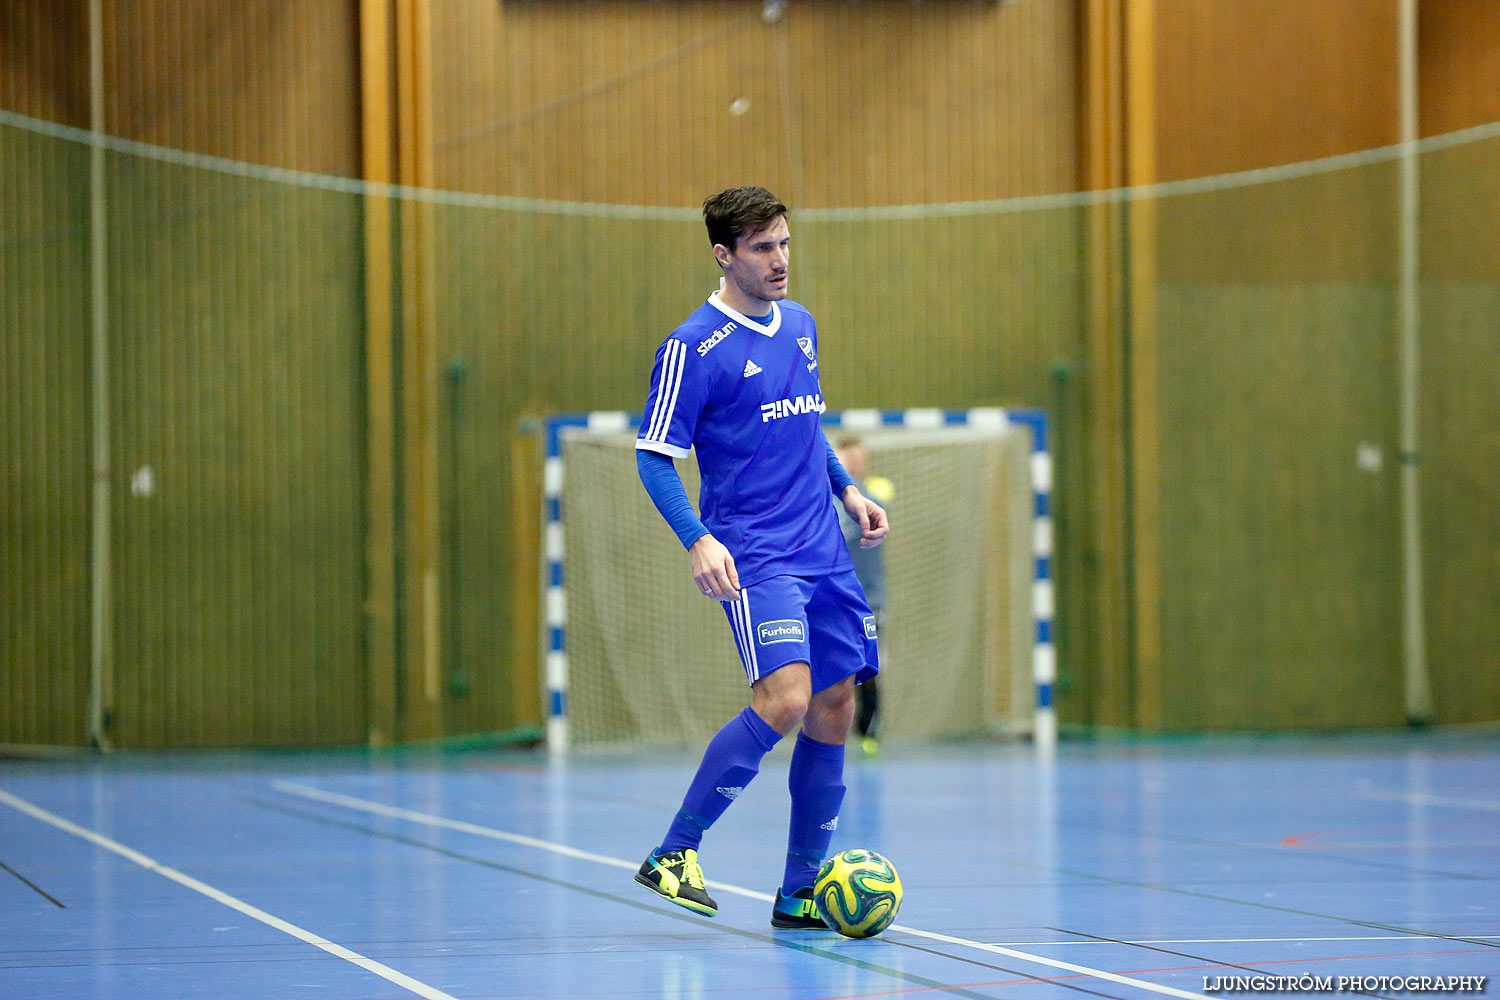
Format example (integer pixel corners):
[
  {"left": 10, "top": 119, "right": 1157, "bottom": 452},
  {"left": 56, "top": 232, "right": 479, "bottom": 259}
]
[
  {"left": 272, "top": 780, "right": 1212, "bottom": 999},
  {"left": 0, "top": 787, "right": 461, "bottom": 1000},
  {"left": 0, "top": 856, "right": 65, "bottom": 908},
  {"left": 1041, "top": 927, "right": 1351, "bottom": 998},
  {"left": 1029, "top": 861, "right": 1500, "bottom": 951}
]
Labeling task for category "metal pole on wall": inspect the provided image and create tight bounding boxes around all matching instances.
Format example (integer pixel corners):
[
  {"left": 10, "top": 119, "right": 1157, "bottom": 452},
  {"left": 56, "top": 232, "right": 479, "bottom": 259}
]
[
  {"left": 87, "top": 0, "right": 115, "bottom": 751},
  {"left": 1397, "top": 0, "right": 1432, "bottom": 723}
]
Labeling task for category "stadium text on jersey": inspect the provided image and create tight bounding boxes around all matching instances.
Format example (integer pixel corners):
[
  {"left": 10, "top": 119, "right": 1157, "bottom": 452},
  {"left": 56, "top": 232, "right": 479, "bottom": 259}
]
[{"left": 696, "top": 321, "right": 738, "bottom": 356}]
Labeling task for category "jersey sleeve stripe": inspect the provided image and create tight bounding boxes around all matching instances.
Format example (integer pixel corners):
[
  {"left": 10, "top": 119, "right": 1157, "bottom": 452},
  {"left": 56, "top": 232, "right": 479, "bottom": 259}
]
[
  {"left": 642, "top": 343, "right": 669, "bottom": 442},
  {"left": 642, "top": 340, "right": 673, "bottom": 442},
  {"left": 657, "top": 339, "right": 687, "bottom": 443},
  {"left": 644, "top": 339, "right": 686, "bottom": 445}
]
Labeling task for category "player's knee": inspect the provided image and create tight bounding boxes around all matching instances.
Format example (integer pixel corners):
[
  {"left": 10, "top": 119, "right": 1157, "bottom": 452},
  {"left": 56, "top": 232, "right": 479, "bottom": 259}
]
[
  {"left": 752, "top": 665, "right": 813, "bottom": 734},
  {"left": 807, "top": 680, "right": 856, "bottom": 733},
  {"left": 755, "top": 688, "right": 810, "bottom": 734}
]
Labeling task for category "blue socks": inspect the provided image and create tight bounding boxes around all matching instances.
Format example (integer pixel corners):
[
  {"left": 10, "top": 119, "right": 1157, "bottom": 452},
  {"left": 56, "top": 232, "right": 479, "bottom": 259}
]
[
  {"left": 782, "top": 731, "right": 847, "bottom": 895},
  {"left": 658, "top": 706, "right": 781, "bottom": 855},
  {"left": 655, "top": 708, "right": 848, "bottom": 898}
]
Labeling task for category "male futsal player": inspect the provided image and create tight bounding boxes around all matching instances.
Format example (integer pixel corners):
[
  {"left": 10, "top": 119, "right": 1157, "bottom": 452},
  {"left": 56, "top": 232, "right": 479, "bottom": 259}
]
[{"left": 633, "top": 186, "right": 889, "bottom": 928}]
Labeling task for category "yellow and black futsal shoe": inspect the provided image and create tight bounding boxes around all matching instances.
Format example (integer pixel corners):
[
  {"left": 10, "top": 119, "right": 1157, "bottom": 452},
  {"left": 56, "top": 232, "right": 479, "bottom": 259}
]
[
  {"left": 634, "top": 849, "right": 718, "bottom": 917},
  {"left": 770, "top": 886, "right": 830, "bottom": 929}
]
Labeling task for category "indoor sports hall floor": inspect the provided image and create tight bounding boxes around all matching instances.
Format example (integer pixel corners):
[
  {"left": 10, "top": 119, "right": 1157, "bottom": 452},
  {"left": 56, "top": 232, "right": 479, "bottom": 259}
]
[{"left": 2, "top": 730, "right": 1497, "bottom": 999}]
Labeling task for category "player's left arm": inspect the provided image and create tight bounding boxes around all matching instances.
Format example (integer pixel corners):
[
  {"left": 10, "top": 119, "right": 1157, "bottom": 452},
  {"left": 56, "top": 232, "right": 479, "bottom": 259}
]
[{"left": 841, "top": 485, "right": 889, "bottom": 549}]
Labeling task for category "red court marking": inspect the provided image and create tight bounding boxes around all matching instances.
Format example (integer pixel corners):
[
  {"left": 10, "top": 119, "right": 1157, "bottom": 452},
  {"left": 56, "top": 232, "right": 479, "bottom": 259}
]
[{"left": 1280, "top": 825, "right": 1401, "bottom": 847}]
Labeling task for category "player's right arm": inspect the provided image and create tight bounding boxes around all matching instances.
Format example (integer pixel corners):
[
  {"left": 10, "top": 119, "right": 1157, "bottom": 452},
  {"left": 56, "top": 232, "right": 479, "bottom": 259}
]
[
  {"left": 688, "top": 534, "right": 741, "bottom": 602},
  {"left": 636, "top": 336, "right": 703, "bottom": 461},
  {"left": 636, "top": 450, "right": 740, "bottom": 601},
  {"left": 635, "top": 334, "right": 740, "bottom": 600}
]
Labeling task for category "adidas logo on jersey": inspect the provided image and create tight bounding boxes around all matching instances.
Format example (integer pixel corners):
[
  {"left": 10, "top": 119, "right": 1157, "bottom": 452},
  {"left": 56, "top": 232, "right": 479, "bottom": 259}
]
[{"left": 743, "top": 359, "right": 763, "bottom": 378}]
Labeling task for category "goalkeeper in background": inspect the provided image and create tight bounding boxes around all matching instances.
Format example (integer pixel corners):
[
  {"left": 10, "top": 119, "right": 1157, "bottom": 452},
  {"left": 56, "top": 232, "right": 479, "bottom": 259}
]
[
  {"left": 832, "top": 436, "right": 892, "bottom": 756},
  {"left": 632, "top": 186, "right": 889, "bottom": 928}
]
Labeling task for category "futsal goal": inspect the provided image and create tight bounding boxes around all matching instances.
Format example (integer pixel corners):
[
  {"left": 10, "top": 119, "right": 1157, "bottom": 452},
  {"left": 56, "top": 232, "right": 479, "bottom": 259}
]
[{"left": 541, "top": 409, "right": 1053, "bottom": 750}]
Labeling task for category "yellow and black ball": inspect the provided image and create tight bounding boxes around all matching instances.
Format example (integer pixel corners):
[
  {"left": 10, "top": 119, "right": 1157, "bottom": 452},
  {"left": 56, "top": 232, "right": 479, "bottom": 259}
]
[{"left": 812, "top": 849, "right": 903, "bottom": 938}]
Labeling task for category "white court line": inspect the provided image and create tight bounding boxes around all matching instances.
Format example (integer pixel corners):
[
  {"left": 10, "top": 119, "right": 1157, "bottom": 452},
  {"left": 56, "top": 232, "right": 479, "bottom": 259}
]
[
  {"left": 1008, "top": 934, "right": 1500, "bottom": 947},
  {"left": 888, "top": 927, "right": 1208, "bottom": 998},
  {"left": 1357, "top": 790, "right": 1500, "bottom": 812},
  {"left": 270, "top": 781, "right": 774, "bottom": 902},
  {"left": 0, "top": 788, "right": 459, "bottom": 1000},
  {"left": 274, "top": 780, "right": 1210, "bottom": 999}
]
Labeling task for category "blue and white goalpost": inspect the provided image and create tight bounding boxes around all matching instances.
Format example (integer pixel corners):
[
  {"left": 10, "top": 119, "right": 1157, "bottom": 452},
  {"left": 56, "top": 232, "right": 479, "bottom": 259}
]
[{"left": 541, "top": 407, "right": 1055, "bottom": 751}]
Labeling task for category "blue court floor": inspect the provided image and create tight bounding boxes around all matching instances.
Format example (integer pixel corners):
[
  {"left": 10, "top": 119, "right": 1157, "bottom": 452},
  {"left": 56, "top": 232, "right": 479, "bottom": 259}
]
[{"left": 2, "top": 730, "right": 1497, "bottom": 999}]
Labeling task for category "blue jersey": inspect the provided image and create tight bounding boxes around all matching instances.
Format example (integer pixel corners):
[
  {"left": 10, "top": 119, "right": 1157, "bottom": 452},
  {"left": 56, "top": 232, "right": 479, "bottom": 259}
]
[{"left": 636, "top": 290, "right": 850, "bottom": 586}]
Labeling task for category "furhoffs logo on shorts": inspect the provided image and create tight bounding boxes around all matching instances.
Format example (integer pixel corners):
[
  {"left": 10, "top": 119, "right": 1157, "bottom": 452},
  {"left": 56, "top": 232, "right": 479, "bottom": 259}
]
[
  {"left": 863, "top": 616, "right": 878, "bottom": 640},
  {"left": 757, "top": 619, "right": 806, "bottom": 645}
]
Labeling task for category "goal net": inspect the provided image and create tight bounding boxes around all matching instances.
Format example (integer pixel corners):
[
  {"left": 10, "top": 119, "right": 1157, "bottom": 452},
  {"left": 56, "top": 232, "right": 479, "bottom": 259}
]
[{"left": 547, "top": 412, "right": 1043, "bottom": 749}]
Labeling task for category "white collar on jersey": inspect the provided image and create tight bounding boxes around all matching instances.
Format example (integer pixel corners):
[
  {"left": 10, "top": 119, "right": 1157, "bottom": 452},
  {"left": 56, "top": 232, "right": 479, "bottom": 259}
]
[{"left": 708, "top": 279, "right": 781, "bottom": 336}]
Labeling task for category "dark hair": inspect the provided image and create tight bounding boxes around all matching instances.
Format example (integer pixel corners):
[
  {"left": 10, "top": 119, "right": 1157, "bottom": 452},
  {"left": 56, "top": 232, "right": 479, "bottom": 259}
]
[{"left": 703, "top": 186, "right": 788, "bottom": 252}]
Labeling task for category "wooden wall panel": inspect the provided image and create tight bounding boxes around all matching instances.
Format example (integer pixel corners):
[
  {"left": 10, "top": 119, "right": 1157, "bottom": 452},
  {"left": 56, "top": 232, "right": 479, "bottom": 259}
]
[
  {"left": 2, "top": 4, "right": 92, "bottom": 748},
  {"left": 1072, "top": 0, "right": 1132, "bottom": 728},
  {"left": 3, "top": 2, "right": 369, "bottom": 748},
  {"left": 93, "top": 0, "right": 369, "bottom": 746},
  {"left": 1150, "top": 0, "right": 1400, "bottom": 182},
  {"left": 1421, "top": 280, "right": 1500, "bottom": 723},
  {"left": 104, "top": 164, "right": 369, "bottom": 747},
  {"left": 1419, "top": 130, "right": 1500, "bottom": 723},
  {"left": 1155, "top": 281, "right": 1405, "bottom": 728},
  {"left": 430, "top": 1, "right": 1076, "bottom": 205},
  {"left": 1420, "top": 0, "right": 1500, "bottom": 138},
  {"left": 1157, "top": 165, "right": 1401, "bottom": 285},
  {"left": 1122, "top": 0, "right": 1421, "bottom": 730},
  {"left": 102, "top": 1, "right": 361, "bottom": 174},
  {"left": 1420, "top": 2, "right": 1500, "bottom": 283},
  {"left": 0, "top": 123, "right": 93, "bottom": 747},
  {"left": 1149, "top": 1, "right": 1404, "bottom": 285},
  {"left": 0, "top": 1, "right": 89, "bottom": 125}
]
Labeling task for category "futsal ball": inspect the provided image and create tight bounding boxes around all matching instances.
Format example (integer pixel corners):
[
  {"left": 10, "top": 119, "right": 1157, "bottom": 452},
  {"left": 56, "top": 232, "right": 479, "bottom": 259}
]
[{"left": 812, "top": 848, "right": 902, "bottom": 938}]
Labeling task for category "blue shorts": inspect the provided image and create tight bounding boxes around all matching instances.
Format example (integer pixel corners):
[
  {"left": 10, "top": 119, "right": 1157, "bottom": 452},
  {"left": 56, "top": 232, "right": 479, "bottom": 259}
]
[{"left": 721, "top": 570, "right": 879, "bottom": 692}]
